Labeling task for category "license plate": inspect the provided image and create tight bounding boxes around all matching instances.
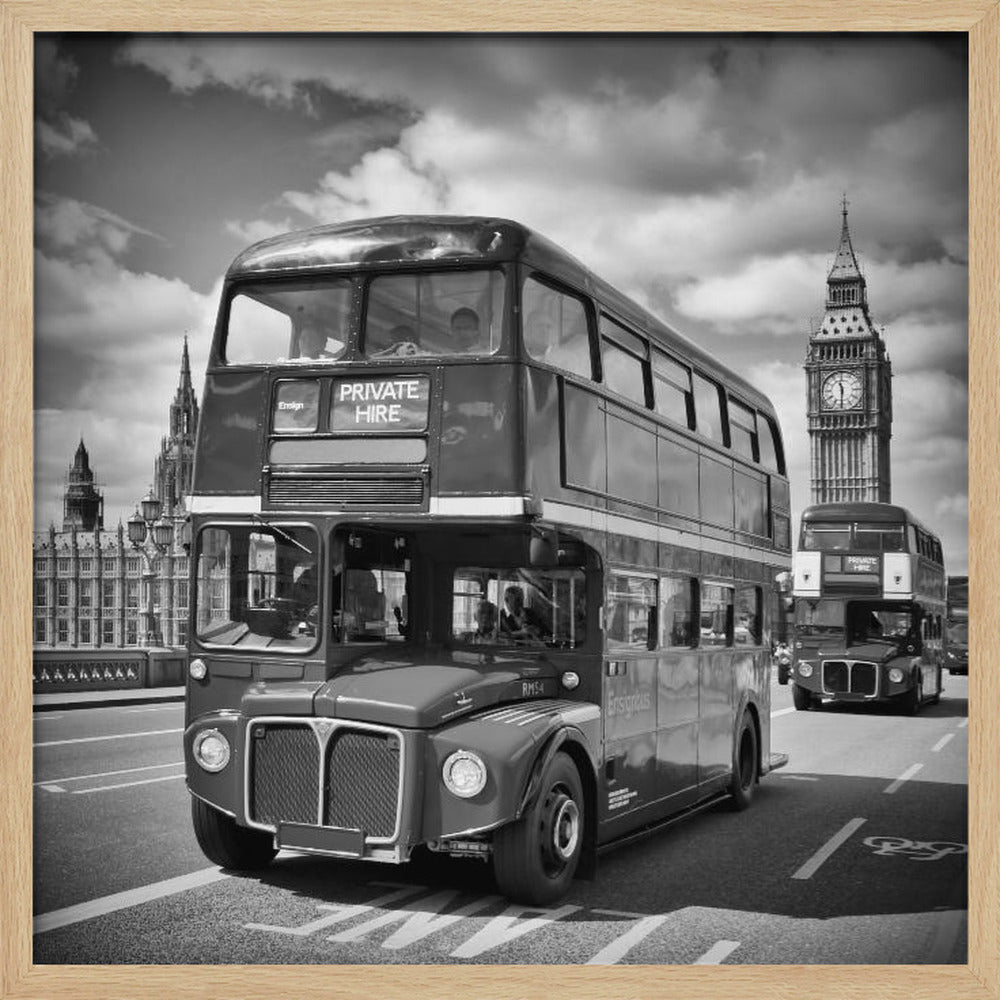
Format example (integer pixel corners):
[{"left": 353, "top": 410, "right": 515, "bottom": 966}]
[{"left": 278, "top": 822, "right": 365, "bottom": 857}]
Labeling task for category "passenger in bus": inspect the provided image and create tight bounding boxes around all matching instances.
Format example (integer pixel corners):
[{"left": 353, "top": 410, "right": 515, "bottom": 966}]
[
  {"left": 473, "top": 599, "right": 498, "bottom": 642},
  {"left": 500, "top": 585, "right": 548, "bottom": 640},
  {"left": 450, "top": 307, "right": 482, "bottom": 352}
]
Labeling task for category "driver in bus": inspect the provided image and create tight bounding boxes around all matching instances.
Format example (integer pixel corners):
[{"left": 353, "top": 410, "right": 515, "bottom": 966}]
[
  {"left": 499, "top": 585, "right": 548, "bottom": 641},
  {"left": 450, "top": 307, "right": 481, "bottom": 352}
]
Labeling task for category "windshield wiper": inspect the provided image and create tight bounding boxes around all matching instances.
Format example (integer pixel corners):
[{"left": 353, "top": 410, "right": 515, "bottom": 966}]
[{"left": 251, "top": 512, "right": 313, "bottom": 554}]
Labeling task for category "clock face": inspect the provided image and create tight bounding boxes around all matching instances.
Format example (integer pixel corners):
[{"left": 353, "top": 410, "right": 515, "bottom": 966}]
[{"left": 822, "top": 370, "right": 862, "bottom": 410}]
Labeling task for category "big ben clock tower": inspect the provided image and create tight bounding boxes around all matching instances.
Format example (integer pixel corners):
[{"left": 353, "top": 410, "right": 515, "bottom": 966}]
[{"left": 805, "top": 199, "right": 892, "bottom": 503}]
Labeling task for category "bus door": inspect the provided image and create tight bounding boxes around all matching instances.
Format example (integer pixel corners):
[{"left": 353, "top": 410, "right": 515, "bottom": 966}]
[
  {"left": 697, "top": 583, "right": 736, "bottom": 787},
  {"left": 602, "top": 573, "right": 658, "bottom": 820}
]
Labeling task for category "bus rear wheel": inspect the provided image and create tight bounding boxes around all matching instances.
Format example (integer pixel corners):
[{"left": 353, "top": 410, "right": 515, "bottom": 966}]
[
  {"left": 729, "top": 712, "right": 758, "bottom": 811},
  {"left": 493, "top": 752, "right": 584, "bottom": 906},
  {"left": 792, "top": 684, "right": 814, "bottom": 711},
  {"left": 191, "top": 797, "right": 277, "bottom": 870}
]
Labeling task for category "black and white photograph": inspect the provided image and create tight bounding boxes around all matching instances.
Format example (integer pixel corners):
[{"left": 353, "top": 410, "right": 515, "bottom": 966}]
[{"left": 26, "top": 29, "right": 976, "bottom": 979}]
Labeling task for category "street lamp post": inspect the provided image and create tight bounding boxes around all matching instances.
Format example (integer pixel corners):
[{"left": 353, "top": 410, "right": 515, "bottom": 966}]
[{"left": 127, "top": 490, "right": 174, "bottom": 647}]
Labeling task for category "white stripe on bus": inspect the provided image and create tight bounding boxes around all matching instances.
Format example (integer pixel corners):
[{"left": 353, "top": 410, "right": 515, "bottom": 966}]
[{"left": 188, "top": 495, "right": 262, "bottom": 514}]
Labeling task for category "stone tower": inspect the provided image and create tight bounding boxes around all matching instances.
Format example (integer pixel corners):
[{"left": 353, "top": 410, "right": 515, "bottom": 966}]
[
  {"left": 153, "top": 337, "right": 200, "bottom": 514},
  {"left": 62, "top": 438, "right": 104, "bottom": 531},
  {"left": 805, "top": 200, "right": 893, "bottom": 503}
]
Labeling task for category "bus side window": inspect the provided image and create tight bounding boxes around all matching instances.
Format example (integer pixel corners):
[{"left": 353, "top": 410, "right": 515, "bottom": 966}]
[
  {"left": 661, "top": 575, "right": 696, "bottom": 648},
  {"left": 522, "top": 276, "right": 592, "bottom": 379},
  {"left": 606, "top": 574, "right": 657, "bottom": 650},
  {"left": 701, "top": 583, "right": 734, "bottom": 647},
  {"left": 735, "top": 584, "right": 762, "bottom": 644}
]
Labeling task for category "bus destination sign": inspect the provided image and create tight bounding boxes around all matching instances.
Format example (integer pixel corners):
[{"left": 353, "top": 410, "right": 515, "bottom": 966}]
[
  {"left": 331, "top": 376, "right": 430, "bottom": 433},
  {"left": 845, "top": 555, "right": 880, "bottom": 574}
]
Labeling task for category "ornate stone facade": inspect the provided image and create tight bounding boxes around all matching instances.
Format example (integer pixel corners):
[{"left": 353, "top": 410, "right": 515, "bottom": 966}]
[{"left": 32, "top": 340, "right": 198, "bottom": 649}]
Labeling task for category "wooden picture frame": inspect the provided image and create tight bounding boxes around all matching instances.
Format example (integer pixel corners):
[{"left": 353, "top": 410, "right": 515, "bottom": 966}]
[{"left": 2, "top": 3, "right": 995, "bottom": 997}]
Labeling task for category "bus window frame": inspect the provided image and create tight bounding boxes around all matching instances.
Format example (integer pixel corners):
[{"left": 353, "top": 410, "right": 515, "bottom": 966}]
[{"left": 520, "top": 269, "right": 599, "bottom": 379}]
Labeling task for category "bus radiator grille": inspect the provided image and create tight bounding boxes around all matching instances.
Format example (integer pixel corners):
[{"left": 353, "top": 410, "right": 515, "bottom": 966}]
[
  {"left": 249, "top": 723, "right": 319, "bottom": 826},
  {"left": 324, "top": 731, "right": 400, "bottom": 838},
  {"left": 267, "top": 475, "right": 424, "bottom": 507},
  {"left": 822, "top": 660, "right": 878, "bottom": 697}
]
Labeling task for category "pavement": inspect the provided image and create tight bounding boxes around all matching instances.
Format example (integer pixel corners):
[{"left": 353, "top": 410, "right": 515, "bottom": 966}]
[{"left": 33, "top": 686, "right": 185, "bottom": 712}]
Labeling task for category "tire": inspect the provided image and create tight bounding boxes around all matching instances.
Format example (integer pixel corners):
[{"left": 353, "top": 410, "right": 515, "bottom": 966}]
[
  {"left": 191, "top": 796, "right": 277, "bottom": 870},
  {"left": 901, "top": 675, "right": 921, "bottom": 716},
  {"left": 792, "top": 684, "right": 814, "bottom": 711},
  {"left": 729, "top": 712, "right": 759, "bottom": 810},
  {"left": 493, "top": 751, "right": 584, "bottom": 906}
]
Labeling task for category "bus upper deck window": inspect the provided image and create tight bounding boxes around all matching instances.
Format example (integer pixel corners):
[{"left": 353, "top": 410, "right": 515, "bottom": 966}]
[
  {"left": 522, "top": 276, "right": 592, "bottom": 378},
  {"left": 364, "top": 270, "right": 504, "bottom": 359},
  {"left": 225, "top": 280, "right": 352, "bottom": 365}
]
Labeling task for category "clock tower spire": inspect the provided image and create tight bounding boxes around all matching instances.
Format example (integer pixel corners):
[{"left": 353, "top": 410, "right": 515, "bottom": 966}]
[{"left": 805, "top": 200, "right": 892, "bottom": 502}]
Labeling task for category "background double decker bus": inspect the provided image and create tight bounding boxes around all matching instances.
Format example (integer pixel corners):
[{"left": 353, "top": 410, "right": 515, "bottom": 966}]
[
  {"left": 789, "top": 502, "right": 946, "bottom": 713},
  {"left": 184, "top": 215, "right": 791, "bottom": 904},
  {"left": 946, "top": 575, "right": 969, "bottom": 675}
]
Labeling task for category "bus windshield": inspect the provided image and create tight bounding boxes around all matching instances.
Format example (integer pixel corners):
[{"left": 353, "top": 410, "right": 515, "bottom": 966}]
[
  {"left": 195, "top": 523, "right": 319, "bottom": 651},
  {"left": 226, "top": 279, "right": 353, "bottom": 365},
  {"left": 364, "top": 269, "right": 505, "bottom": 358},
  {"left": 451, "top": 567, "right": 586, "bottom": 648},
  {"left": 794, "top": 598, "right": 844, "bottom": 638},
  {"left": 846, "top": 601, "right": 918, "bottom": 645}
]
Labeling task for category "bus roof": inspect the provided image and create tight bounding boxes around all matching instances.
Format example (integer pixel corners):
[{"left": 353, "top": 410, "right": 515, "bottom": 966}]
[
  {"left": 225, "top": 214, "right": 775, "bottom": 415},
  {"left": 801, "top": 502, "right": 937, "bottom": 538}
]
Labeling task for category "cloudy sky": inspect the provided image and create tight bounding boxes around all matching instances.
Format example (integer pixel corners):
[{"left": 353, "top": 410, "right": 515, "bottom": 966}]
[{"left": 33, "top": 33, "right": 969, "bottom": 572}]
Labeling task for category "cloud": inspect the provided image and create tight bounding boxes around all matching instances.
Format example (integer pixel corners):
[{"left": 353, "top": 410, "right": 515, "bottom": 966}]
[{"left": 34, "top": 39, "right": 99, "bottom": 159}]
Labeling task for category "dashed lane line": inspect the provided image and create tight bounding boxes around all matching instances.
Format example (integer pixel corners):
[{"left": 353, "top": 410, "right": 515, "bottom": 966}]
[
  {"left": 72, "top": 773, "right": 186, "bottom": 794},
  {"left": 34, "top": 727, "right": 183, "bottom": 748},
  {"left": 34, "top": 867, "right": 230, "bottom": 935},
  {"left": 791, "top": 817, "right": 867, "bottom": 880},
  {"left": 883, "top": 763, "right": 923, "bottom": 795},
  {"left": 931, "top": 733, "right": 955, "bottom": 753},
  {"left": 35, "top": 761, "right": 184, "bottom": 788},
  {"left": 958, "top": 718, "right": 968, "bottom": 729}
]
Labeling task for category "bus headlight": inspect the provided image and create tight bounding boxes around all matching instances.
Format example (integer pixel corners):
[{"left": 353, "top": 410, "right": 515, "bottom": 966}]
[
  {"left": 189, "top": 658, "right": 207, "bottom": 681},
  {"left": 193, "top": 729, "right": 230, "bottom": 772},
  {"left": 889, "top": 667, "right": 905, "bottom": 684},
  {"left": 442, "top": 750, "right": 487, "bottom": 799},
  {"left": 798, "top": 663, "right": 813, "bottom": 678}
]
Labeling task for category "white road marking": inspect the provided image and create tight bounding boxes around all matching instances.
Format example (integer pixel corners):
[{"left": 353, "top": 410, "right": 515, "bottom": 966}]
[
  {"left": 34, "top": 727, "right": 183, "bottom": 748},
  {"left": 777, "top": 774, "right": 819, "bottom": 782},
  {"left": 41, "top": 784, "right": 66, "bottom": 793},
  {"left": 245, "top": 886, "right": 426, "bottom": 937},
  {"left": 884, "top": 763, "right": 923, "bottom": 795},
  {"left": 34, "top": 761, "right": 184, "bottom": 787},
  {"left": 771, "top": 707, "right": 797, "bottom": 718},
  {"left": 694, "top": 939, "right": 741, "bottom": 964},
  {"left": 958, "top": 718, "right": 968, "bottom": 729},
  {"left": 585, "top": 913, "right": 668, "bottom": 965},
  {"left": 72, "top": 774, "right": 186, "bottom": 794},
  {"left": 34, "top": 867, "right": 230, "bottom": 934},
  {"left": 792, "top": 817, "right": 867, "bottom": 880},
  {"left": 449, "top": 903, "right": 580, "bottom": 959},
  {"left": 329, "top": 890, "right": 501, "bottom": 947},
  {"left": 931, "top": 734, "right": 955, "bottom": 753},
  {"left": 33, "top": 714, "right": 65, "bottom": 721},
  {"left": 121, "top": 705, "right": 183, "bottom": 714}
]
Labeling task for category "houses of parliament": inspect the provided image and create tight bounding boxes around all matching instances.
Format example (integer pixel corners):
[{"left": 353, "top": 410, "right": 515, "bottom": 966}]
[{"left": 32, "top": 340, "right": 199, "bottom": 649}]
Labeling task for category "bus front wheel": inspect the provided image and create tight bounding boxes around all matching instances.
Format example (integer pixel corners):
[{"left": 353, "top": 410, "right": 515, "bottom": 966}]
[
  {"left": 493, "top": 752, "right": 584, "bottom": 905},
  {"left": 792, "top": 684, "right": 814, "bottom": 711},
  {"left": 191, "top": 797, "right": 277, "bottom": 870},
  {"left": 729, "top": 712, "right": 758, "bottom": 811}
]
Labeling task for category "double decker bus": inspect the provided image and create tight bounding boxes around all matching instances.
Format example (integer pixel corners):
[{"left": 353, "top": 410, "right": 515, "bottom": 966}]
[
  {"left": 184, "top": 215, "right": 791, "bottom": 904},
  {"left": 789, "top": 502, "right": 946, "bottom": 713},
  {"left": 946, "top": 575, "right": 968, "bottom": 675}
]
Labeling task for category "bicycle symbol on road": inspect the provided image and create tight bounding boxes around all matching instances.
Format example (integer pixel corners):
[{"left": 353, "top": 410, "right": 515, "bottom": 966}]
[{"left": 863, "top": 836, "right": 967, "bottom": 862}]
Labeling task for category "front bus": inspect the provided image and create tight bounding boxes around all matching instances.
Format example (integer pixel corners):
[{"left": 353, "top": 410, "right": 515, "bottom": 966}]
[
  {"left": 185, "top": 216, "right": 790, "bottom": 905},
  {"left": 789, "top": 502, "right": 946, "bottom": 714}
]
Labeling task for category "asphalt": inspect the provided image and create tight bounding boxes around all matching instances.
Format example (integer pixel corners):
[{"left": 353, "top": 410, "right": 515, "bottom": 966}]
[{"left": 32, "top": 686, "right": 186, "bottom": 711}]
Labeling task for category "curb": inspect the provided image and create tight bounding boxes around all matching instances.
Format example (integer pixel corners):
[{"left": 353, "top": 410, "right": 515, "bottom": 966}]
[{"left": 33, "top": 687, "right": 186, "bottom": 712}]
